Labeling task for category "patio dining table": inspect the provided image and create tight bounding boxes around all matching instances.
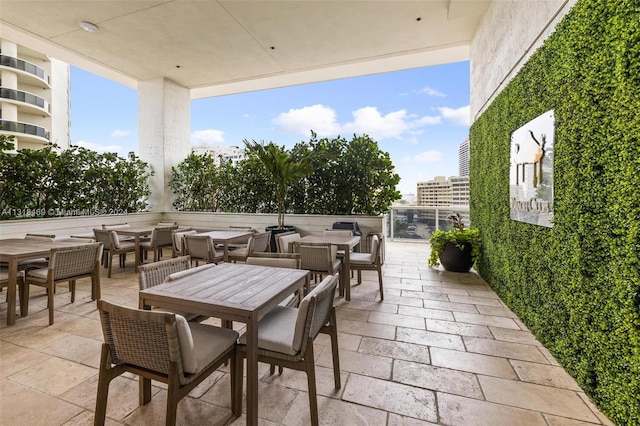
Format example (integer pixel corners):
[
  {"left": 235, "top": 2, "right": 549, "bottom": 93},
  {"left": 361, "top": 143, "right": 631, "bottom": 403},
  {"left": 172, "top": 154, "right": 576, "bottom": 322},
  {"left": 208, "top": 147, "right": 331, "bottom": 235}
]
[
  {"left": 139, "top": 262, "right": 309, "bottom": 426},
  {"left": 109, "top": 225, "right": 154, "bottom": 272},
  {"left": 0, "top": 238, "right": 98, "bottom": 325}
]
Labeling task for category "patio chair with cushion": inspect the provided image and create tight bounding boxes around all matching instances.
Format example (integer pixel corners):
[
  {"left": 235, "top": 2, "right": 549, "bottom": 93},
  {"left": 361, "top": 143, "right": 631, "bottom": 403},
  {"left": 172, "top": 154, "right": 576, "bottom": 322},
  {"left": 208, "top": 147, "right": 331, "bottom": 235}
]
[
  {"left": 183, "top": 234, "right": 223, "bottom": 266},
  {"left": 234, "top": 273, "right": 341, "bottom": 426},
  {"left": 23, "top": 242, "right": 103, "bottom": 325},
  {"left": 227, "top": 231, "right": 271, "bottom": 263},
  {"left": 94, "top": 299, "right": 240, "bottom": 426},
  {"left": 291, "top": 241, "right": 342, "bottom": 292},
  {"left": 1, "top": 269, "right": 25, "bottom": 313},
  {"left": 171, "top": 228, "right": 196, "bottom": 258},
  {"left": 157, "top": 221, "right": 178, "bottom": 227},
  {"left": 276, "top": 232, "right": 300, "bottom": 253},
  {"left": 141, "top": 225, "right": 178, "bottom": 263},
  {"left": 349, "top": 234, "right": 384, "bottom": 301},
  {"left": 107, "top": 230, "right": 136, "bottom": 277}
]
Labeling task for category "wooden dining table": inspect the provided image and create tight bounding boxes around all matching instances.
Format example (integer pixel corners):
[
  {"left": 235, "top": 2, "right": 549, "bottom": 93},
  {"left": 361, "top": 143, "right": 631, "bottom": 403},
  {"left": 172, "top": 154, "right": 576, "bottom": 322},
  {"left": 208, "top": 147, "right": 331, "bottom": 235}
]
[
  {"left": 297, "top": 234, "right": 361, "bottom": 301},
  {"left": 0, "top": 238, "right": 96, "bottom": 326},
  {"left": 195, "top": 230, "right": 254, "bottom": 262},
  {"left": 138, "top": 262, "right": 309, "bottom": 426}
]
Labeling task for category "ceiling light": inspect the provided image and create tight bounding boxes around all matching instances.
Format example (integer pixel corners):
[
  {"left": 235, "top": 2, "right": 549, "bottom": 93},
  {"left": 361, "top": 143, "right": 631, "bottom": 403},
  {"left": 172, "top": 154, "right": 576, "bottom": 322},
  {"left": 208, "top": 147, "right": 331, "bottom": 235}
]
[{"left": 79, "top": 21, "right": 100, "bottom": 33}]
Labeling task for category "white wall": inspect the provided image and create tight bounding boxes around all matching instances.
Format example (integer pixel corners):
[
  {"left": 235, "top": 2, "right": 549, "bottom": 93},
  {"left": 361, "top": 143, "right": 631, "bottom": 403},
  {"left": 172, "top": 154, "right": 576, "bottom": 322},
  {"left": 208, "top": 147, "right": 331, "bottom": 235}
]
[{"left": 470, "top": 0, "right": 577, "bottom": 121}]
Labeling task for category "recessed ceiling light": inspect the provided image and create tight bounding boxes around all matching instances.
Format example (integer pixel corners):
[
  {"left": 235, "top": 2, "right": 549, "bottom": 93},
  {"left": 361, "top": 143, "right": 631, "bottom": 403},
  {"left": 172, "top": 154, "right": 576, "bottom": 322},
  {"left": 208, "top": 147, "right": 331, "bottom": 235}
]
[{"left": 79, "top": 21, "right": 100, "bottom": 33}]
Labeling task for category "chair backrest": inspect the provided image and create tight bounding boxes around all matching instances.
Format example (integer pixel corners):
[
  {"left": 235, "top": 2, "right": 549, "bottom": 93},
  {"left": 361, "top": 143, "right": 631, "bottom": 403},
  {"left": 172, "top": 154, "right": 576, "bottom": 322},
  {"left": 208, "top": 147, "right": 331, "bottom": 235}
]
[
  {"left": 277, "top": 232, "right": 301, "bottom": 253},
  {"left": 172, "top": 229, "right": 196, "bottom": 256},
  {"left": 139, "top": 256, "right": 191, "bottom": 290},
  {"left": 293, "top": 242, "right": 337, "bottom": 273},
  {"left": 97, "top": 299, "right": 188, "bottom": 378},
  {"left": 292, "top": 273, "right": 339, "bottom": 352},
  {"left": 102, "top": 223, "right": 129, "bottom": 230},
  {"left": 25, "top": 233, "right": 55, "bottom": 240},
  {"left": 246, "top": 252, "right": 300, "bottom": 269},
  {"left": 93, "top": 229, "right": 112, "bottom": 250},
  {"left": 249, "top": 231, "right": 271, "bottom": 254},
  {"left": 152, "top": 225, "right": 177, "bottom": 247},
  {"left": 369, "top": 234, "right": 380, "bottom": 263},
  {"left": 49, "top": 243, "right": 103, "bottom": 281},
  {"left": 63, "top": 237, "right": 96, "bottom": 243},
  {"left": 184, "top": 234, "right": 216, "bottom": 262},
  {"left": 108, "top": 230, "right": 126, "bottom": 250}
]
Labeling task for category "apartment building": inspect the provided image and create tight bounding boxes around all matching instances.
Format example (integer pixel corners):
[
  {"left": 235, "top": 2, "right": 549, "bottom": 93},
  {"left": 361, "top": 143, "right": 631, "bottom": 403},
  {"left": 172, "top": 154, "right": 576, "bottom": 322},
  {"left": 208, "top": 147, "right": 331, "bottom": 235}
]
[
  {"left": 191, "top": 144, "right": 246, "bottom": 166},
  {"left": 0, "top": 38, "right": 70, "bottom": 150},
  {"left": 459, "top": 138, "right": 470, "bottom": 177},
  {"left": 417, "top": 175, "right": 470, "bottom": 226}
]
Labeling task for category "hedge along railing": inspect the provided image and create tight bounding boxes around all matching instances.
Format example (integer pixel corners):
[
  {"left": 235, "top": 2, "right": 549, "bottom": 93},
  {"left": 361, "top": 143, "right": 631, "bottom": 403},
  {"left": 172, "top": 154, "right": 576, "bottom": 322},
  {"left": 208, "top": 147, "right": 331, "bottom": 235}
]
[{"left": 469, "top": 0, "right": 639, "bottom": 423}]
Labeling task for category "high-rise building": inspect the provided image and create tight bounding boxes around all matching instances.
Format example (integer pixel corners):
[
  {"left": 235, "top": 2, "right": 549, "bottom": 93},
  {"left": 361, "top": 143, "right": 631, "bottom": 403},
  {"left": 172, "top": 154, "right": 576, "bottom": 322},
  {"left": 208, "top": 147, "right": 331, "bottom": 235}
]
[
  {"left": 417, "top": 175, "right": 470, "bottom": 226},
  {"left": 458, "top": 138, "right": 470, "bottom": 176},
  {"left": 0, "top": 38, "right": 70, "bottom": 151},
  {"left": 191, "top": 145, "right": 246, "bottom": 166}
]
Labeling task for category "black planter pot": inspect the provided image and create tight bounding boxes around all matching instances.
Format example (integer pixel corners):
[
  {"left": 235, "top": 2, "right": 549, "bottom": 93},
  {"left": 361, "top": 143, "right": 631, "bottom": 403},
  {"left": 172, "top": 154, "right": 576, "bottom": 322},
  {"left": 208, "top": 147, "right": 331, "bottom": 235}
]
[
  {"left": 266, "top": 225, "right": 296, "bottom": 252},
  {"left": 438, "top": 241, "right": 474, "bottom": 272}
]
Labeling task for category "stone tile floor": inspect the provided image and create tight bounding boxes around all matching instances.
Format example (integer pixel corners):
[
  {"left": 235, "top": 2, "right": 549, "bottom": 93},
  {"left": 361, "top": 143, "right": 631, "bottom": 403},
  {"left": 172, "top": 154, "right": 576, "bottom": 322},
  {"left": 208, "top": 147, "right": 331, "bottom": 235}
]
[{"left": 0, "top": 241, "right": 614, "bottom": 425}]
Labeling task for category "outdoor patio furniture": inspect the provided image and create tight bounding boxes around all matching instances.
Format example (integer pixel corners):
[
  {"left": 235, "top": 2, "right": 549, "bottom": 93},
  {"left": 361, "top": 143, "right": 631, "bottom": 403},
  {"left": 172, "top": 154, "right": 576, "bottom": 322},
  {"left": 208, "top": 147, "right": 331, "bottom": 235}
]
[
  {"left": 275, "top": 231, "right": 300, "bottom": 253},
  {"left": 349, "top": 234, "right": 384, "bottom": 301},
  {"left": 94, "top": 299, "right": 240, "bottom": 426},
  {"left": 23, "top": 242, "right": 102, "bottom": 325},
  {"left": 141, "top": 225, "right": 178, "bottom": 262},
  {"left": 25, "top": 233, "right": 55, "bottom": 239},
  {"left": 227, "top": 231, "right": 271, "bottom": 263},
  {"left": 234, "top": 273, "right": 341, "bottom": 426},
  {"left": 171, "top": 228, "right": 196, "bottom": 257},
  {"left": 1, "top": 269, "right": 24, "bottom": 309},
  {"left": 246, "top": 252, "right": 305, "bottom": 307},
  {"left": 291, "top": 241, "right": 342, "bottom": 292},
  {"left": 183, "top": 234, "right": 224, "bottom": 266},
  {"left": 107, "top": 230, "right": 137, "bottom": 277}
]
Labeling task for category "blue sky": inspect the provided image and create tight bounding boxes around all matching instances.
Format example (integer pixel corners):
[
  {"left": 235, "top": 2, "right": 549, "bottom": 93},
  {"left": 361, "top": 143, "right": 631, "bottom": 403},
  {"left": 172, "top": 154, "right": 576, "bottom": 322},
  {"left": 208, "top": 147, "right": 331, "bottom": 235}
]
[{"left": 70, "top": 61, "right": 470, "bottom": 195}]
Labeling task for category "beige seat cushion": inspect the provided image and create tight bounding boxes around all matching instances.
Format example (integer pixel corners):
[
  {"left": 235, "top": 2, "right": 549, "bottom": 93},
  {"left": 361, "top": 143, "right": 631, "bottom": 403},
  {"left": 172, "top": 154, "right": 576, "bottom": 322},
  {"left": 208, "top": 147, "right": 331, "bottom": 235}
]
[{"left": 239, "top": 306, "right": 299, "bottom": 355}]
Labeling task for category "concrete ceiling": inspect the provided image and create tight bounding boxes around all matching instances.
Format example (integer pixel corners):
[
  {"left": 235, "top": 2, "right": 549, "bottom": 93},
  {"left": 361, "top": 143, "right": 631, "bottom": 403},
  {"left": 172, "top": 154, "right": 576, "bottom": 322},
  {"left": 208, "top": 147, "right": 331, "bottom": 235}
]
[{"left": 0, "top": 0, "right": 491, "bottom": 99}]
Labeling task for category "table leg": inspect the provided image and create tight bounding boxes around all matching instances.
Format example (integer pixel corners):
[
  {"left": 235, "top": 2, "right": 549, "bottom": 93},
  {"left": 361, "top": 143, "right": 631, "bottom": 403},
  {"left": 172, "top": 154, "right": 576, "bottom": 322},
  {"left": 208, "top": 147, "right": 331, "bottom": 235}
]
[
  {"left": 134, "top": 236, "right": 141, "bottom": 272},
  {"left": 246, "top": 314, "right": 259, "bottom": 426},
  {"left": 344, "top": 248, "right": 351, "bottom": 301},
  {"left": 7, "top": 260, "right": 17, "bottom": 325},
  {"left": 222, "top": 242, "right": 230, "bottom": 262}
]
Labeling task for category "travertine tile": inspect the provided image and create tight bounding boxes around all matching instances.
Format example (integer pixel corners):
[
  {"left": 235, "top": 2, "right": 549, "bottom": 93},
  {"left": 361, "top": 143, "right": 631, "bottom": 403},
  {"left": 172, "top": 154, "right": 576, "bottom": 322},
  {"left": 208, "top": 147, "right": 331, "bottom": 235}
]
[
  {"left": 314, "top": 331, "right": 361, "bottom": 351},
  {"left": 8, "top": 357, "right": 97, "bottom": 396},
  {"left": 393, "top": 359, "right": 483, "bottom": 399},
  {"left": 437, "top": 392, "right": 547, "bottom": 426},
  {"left": 397, "top": 305, "right": 455, "bottom": 321},
  {"left": 426, "top": 319, "right": 493, "bottom": 339},
  {"left": 401, "top": 289, "right": 450, "bottom": 302},
  {"left": 478, "top": 375, "right": 600, "bottom": 422},
  {"left": 337, "top": 319, "right": 396, "bottom": 339},
  {"left": 317, "top": 348, "right": 392, "bottom": 379},
  {"left": 511, "top": 360, "right": 582, "bottom": 390},
  {"left": 0, "top": 341, "right": 50, "bottom": 377},
  {"left": 259, "top": 363, "right": 345, "bottom": 399},
  {"left": 342, "top": 374, "right": 437, "bottom": 422},
  {"left": 396, "top": 327, "right": 465, "bottom": 351},
  {"left": 453, "top": 312, "right": 522, "bottom": 329},
  {"left": 431, "top": 347, "right": 518, "bottom": 379},
  {"left": 490, "top": 326, "right": 542, "bottom": 345},
  {"left": 367, "top": 312, "right": 425, "bottom": 329},
  {"left": 464, "top": 337, "right": 549, "bottom": 363},
  {"left": 40, "top": 334, "right": 103, "bottom": 363},
  {"left": 358, "top": 336, "right": 431, "bottom": 364},
  {"left": 423, "top": 299, "right": 479, "bottom": 314},
  {"left": 282, "top": 392, "right": 388, "bottom": 425},
  {"left": 387, "top": 413, "right": 438, "bottom": 425},
  {"left": 342, "top": 299, "right": 398, "bottom": 313}
]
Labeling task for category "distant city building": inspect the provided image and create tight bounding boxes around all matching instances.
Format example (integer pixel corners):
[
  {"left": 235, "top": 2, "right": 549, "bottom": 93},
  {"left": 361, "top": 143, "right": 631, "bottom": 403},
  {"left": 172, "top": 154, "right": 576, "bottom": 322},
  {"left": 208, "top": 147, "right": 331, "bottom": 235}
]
[
  {"left": 458, "top": 138, "right": 470, "bottom": 177},
  {"left": 191, "top": 145, "right": 246, "bottom": 166},
  {"left": 0, "top": 38, "right": 71, "bottom": 151},
  {"left": 416, "top": 175, "right": 470, "bottom": 226}
]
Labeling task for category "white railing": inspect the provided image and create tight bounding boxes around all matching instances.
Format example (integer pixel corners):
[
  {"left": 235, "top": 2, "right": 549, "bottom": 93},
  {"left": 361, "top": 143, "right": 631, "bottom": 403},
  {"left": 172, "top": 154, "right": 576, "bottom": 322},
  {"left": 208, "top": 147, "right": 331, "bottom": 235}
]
[{"left": 387, "top": 205, "right": 470, "bottom": 242}]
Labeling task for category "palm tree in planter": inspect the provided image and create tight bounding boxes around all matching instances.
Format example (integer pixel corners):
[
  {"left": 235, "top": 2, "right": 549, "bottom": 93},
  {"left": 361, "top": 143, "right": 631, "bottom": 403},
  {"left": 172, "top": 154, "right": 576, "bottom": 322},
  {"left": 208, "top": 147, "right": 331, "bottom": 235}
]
[{"left": 244, "top": 140, "right": 314, "bottom": 249}]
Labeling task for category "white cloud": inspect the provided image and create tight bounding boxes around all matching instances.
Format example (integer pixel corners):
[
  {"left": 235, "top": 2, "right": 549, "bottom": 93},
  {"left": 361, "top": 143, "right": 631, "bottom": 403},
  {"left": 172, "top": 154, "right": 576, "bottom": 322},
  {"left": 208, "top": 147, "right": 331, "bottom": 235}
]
[
  {"left": 419, "top": 86, "right": 446, "bottom": 97},
  {"left": 342, "top": 107, "right": 409, "bottom": 140},
  {"left": 110, "top": 130, "right": 130, "bottom": 138},
  {"left": 437, "top": 105, "right": 470, "bottom": 126},
  {"left": 405, "top": 150, "right": 444, "bottom": 163},
  {"left": 76, "top": 140, "right": 123, "bottom": 154},
  {"left": 191, "top": 129, "right": 225, "bottom": 145},
  {"left": 273, "top": 104, "right": 339, "bottom": 135},
  {"left": 411, "top": 115, "right": 442, "bottom": 127}
]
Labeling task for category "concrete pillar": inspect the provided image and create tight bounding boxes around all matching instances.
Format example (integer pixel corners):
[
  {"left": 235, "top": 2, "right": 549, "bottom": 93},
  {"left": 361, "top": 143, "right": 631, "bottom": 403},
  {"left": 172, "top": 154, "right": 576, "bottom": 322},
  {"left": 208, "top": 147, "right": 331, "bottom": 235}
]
[{"left": 138, "top": 78, "right": 190, "bottom": 212}]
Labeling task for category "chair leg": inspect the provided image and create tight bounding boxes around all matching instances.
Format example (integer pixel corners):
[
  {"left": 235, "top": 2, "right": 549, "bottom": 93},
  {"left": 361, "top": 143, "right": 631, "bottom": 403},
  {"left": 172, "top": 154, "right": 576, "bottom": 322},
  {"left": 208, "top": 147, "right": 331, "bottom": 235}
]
[
  {"left": 229, "top": 349, "right": 241, "bottom": 417},
  {"left": 377, "top": 265, "right": 384, "bottom": 301},
  {"left": 304, "top": 342, "right": 319, "bottom": 426},
  {"left": 233, "top": 349, "right": 244, "bottom": 416},
  {"left": 328, "top": 309, "right": 341, "bottom": 389},
  {"left": 140, "top": 377, "right": 152, "bottom": 405},
  {"left": 94, "top": 346, "right": 111, "bottom": 426},
  {"left": 70, "top": 280, "right": 76, "bottom": 303},
  {"left": 22, "top": 282, "right": 30, "bottom": 316},
  {"left": 108, "top": 253, "right": 114, "bottom": 278},
  {"left": 166, "top": 376, "right": 180, "bottom": 426},
  {"left": 47, "top": 282, "right": 55, "bottom": 325}
]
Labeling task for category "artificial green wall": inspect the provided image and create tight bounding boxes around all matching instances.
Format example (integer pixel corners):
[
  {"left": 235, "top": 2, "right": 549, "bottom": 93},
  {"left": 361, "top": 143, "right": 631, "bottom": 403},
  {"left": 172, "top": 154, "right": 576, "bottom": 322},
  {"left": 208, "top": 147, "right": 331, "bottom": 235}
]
[{"left": 469, "top": 0, "right": 639, "bottom": 424}]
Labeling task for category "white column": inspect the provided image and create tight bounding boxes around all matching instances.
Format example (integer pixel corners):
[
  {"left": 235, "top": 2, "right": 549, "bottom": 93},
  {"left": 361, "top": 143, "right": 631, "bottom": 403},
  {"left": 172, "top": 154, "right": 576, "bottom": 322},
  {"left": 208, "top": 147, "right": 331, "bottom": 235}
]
[{"left": 138, "top": 78, "right": 190, "bottom": 212}]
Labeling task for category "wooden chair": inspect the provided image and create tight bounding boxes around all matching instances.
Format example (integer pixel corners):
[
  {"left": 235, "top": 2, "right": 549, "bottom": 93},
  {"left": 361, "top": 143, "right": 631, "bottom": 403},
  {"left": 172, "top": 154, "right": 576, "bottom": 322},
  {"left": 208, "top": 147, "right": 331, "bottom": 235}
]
[
  {"left": 171, "top": 228, "right": 196, "bottom": 258},
  {"left": 291, "top": 241, "right": 342, "bottom": 292},
  {"left": 276, "top": 231, "right": 300, "bottom": 253},
  {"left": 94, "top": 299, "right": 239, "bottom": 426},
  {"left": 107, "top": 230, "right": 136, "bottom": 277},
  {"left": 349, "top": 234, "right": 384, "bottom": 301},
  {"left": 23, "top": 242, "right": 103, "bottom": 325},
  {"left": 141, "top": 225, "right": 178, "bottom": 262},
  {"left": 234, "top": 273, "right": 340, "bottom": 426},
  {"left": 1, "top": 269, "right": 25, "bottom": 312},
  {"left": 227, "top": 231, "right": 271, "bottom": 263},
  {"left": 183, "top": 234, "right": 223, "bottom": 266}
]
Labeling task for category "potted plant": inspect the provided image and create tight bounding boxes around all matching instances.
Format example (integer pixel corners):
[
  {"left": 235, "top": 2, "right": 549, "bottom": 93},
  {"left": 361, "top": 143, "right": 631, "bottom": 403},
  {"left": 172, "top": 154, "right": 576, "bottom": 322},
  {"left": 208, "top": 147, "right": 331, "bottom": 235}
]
[
  {"left": 244, "top": 140, "right": 314, "bottom": 250},
  {"left": 428, "top": 213, "right": 480, "bottom": 272}
]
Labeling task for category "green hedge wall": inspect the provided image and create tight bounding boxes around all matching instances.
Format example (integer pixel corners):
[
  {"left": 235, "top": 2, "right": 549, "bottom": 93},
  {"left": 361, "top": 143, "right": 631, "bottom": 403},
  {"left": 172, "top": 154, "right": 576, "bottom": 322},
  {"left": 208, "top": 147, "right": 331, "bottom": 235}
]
[{"left": 469, "top": 0, "right": 639, "bottom": 424}]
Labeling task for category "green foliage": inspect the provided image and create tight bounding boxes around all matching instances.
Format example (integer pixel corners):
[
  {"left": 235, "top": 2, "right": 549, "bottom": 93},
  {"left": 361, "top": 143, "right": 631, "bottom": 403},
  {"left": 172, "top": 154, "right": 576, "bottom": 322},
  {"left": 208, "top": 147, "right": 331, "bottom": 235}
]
[
  {"left": 428, "top": 213, "right": 481, "bottom": 267},
  {"left": 0, "top": 144, "right": 152, "bottom": 219},
  {"left": 168, "top": 152, "right": 219, "bottom": 211},
  {"left": 169, "top": 132, "right": 402, "bottom": 219},
  {"left": 470, "top": 0, "right": 640, "bottom": 423}
]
